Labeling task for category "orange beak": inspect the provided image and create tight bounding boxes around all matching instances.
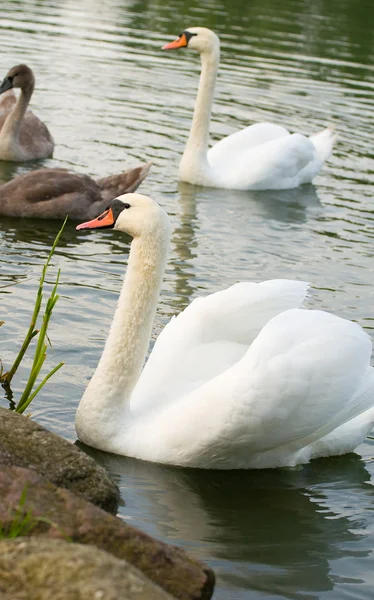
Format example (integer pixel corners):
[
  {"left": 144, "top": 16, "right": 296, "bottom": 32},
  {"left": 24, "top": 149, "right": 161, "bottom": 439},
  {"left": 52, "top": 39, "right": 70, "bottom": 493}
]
[
  {"left": 162, "top": 33, "right": 188, "bottom": 50},
  {"left": 76, "top": 207, "right": 115, "bottom": 231}
]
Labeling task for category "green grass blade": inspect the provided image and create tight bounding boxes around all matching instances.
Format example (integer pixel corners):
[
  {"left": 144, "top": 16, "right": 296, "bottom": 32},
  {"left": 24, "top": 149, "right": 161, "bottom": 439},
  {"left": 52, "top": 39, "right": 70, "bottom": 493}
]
[
  {"left": 3, "top": 218, "right": 67, "bottom": 386},
  {"left": 15, "top": 350, "right": 47, "bottom": 412},
  {"left": 16, "top": 362, "right": 64, "bottom": 414},
  {"left": 5, "top": 217, "right": 67, "bottom": 411}
]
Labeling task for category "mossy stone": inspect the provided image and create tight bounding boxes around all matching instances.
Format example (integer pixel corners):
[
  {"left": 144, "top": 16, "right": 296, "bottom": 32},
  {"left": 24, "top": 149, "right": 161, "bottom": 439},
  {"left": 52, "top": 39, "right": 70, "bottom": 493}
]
[
  {"left": 0, "top": 537, "right": 177, "bottom": 599},
  {"left": 0, "top": 407, "right": 119, "bottom": 514}
]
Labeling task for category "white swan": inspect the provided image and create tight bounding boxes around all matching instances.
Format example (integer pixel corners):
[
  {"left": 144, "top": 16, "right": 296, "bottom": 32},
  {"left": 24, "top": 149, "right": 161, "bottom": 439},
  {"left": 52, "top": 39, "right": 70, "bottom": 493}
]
[
  {"left": 75, "top": 194, "right": 374, "bottom": 469},
  {"left": 162, "top": 28, "right": 336, "bottom": 191}
]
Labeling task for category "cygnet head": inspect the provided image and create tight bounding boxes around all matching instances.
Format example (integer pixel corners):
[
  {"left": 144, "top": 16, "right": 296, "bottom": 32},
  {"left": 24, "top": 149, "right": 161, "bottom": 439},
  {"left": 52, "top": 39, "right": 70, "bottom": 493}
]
[
  {"left": 162, "top": 27, "right": 220, "bottom": 55},
  {"left": 76, "top": 193, "right": 170, "bottom": 240},
  {"left": 0, "top": 64, "right": 35, "bottom": 95}
]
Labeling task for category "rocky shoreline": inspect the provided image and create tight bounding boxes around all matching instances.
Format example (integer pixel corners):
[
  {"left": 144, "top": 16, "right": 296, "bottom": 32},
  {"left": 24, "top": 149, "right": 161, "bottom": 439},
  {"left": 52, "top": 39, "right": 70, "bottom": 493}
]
[{"left": 0, "top": 408, "right": 215, "bottom": 599}]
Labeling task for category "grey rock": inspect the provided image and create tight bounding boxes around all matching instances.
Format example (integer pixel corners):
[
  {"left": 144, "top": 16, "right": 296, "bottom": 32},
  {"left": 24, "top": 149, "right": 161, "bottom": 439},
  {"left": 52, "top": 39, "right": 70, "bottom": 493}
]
[
  {"left": 0, "top": 537, "right": 177, "bottom": 599},
  {"left": 0, "top": 464, "right": 215, "bottom": 600},
  {"left": 0, "top": 407, "right": 119, "bottom": 514}
]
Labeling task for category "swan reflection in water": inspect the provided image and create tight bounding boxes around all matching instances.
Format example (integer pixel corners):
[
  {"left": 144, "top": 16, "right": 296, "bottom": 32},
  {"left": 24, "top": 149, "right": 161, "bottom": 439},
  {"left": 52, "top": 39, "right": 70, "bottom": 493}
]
[
  {"left": 178, "top": 180, "right": 323, "bottom": 227},
  {"left": 171, "top": 180, "right": 323, "bottom": 316},
  {"left": 78, "top": 441, "right": 374, "bottom": 600}
]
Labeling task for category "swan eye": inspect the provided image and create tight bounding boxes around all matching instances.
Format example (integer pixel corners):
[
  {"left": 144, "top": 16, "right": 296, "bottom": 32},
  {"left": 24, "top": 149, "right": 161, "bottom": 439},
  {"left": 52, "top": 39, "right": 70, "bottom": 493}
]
[{"left": 109, "top": 198, "right": 131, "bottom": 220}]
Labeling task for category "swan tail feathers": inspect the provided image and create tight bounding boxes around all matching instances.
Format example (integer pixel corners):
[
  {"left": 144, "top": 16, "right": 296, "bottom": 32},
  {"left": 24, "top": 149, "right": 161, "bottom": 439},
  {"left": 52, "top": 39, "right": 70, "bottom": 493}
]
[
  {"left": 345, "top": 366, "right": 374, "bottom": 423},
  {"left": 317, "top": 364, "right": 374, "bottom": 441},
  {"left": 307, "top": 370, "right": 374, "bottom": 461},
  {"left": 96, "top": 161, "right": 152, "bottom": 203},
  {"left": 310, "top": 125, "right": 337, "bottom": 163}
]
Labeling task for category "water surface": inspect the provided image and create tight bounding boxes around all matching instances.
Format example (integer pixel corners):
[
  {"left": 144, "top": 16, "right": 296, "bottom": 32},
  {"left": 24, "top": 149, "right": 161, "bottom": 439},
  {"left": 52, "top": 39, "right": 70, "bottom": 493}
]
[{"left": 1, "top": 0, "right": 374, "bottom": 598}]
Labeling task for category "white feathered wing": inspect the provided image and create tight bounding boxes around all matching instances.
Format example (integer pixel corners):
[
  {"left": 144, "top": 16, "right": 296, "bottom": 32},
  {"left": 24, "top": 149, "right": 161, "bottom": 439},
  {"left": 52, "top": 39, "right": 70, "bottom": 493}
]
[{"left": 127, "top": 284, "right": 374, "bottom": 469}]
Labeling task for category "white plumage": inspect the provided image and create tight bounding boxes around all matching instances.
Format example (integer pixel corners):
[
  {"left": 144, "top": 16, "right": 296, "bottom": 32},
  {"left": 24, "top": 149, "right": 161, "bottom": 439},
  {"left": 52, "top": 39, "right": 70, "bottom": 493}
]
[
  {"left": 207, "top": 125, "right": 336, "bottom": 190},
  {"left": 162, "top": 28, "right": 336, "bottom": 190},
  {"left": 75, "top": 194, "right": 374, "bottom": 469}
]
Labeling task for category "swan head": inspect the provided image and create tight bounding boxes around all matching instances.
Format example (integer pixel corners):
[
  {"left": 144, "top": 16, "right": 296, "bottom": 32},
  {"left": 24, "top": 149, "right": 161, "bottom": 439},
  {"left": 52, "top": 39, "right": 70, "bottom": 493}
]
[
  {"left": 76, "top": 193, "right": 171, "bottom": 240},
  {"left": 0, "top": 64, "right": 34, "bottom": 95},
  {"left": 162, "top": 27, "right": 220, "bottom": 55}
]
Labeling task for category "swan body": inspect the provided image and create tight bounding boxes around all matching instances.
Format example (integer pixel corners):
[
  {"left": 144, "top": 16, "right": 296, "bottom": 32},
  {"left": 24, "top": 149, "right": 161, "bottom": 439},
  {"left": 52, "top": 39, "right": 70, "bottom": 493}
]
[
  {"left": 0, "top": 163, "right": 151, "bottom": 220},
  {"left": 162, "top": 28, "right": 336, "bottom": 190},
  {"left": 0, "top": 64, "right": 54, "bottom": 161},
  {"left": 75, "top": 194, "right": 374, "bottom": 470}
]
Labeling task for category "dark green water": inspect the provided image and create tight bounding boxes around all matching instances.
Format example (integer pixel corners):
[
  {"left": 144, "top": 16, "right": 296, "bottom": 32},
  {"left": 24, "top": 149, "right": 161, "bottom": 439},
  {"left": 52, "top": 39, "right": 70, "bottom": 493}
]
[{"left": 1, "top": 0, "right": 374, "bottom": 598}]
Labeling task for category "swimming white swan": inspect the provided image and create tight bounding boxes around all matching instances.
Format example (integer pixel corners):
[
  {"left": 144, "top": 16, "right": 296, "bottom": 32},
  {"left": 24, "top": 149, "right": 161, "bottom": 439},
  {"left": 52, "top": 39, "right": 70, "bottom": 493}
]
[
  {"left": 162, "top": 28, "right": 336, "bottom": 191},
  {"left": 75, "top": 194, "right": 374, "bottom": 469},
  {"left": 0, "top": 64, "right": 54, "bottom": 161}
]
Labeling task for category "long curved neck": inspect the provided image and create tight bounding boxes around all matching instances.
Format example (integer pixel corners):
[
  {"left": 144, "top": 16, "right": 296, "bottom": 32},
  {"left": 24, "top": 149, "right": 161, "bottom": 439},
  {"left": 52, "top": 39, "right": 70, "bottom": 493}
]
[
  {"left": 1, "top": 83, "right": 33, "bottom": 140},
  {"left": 181, "top": 45, "right": 220, "bottom": 171},
  {"left": 81, "top": 223, "right": 170, "bottom": 413}
]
